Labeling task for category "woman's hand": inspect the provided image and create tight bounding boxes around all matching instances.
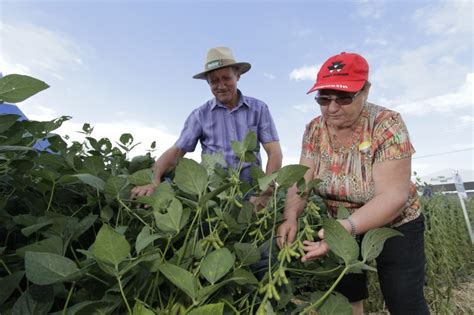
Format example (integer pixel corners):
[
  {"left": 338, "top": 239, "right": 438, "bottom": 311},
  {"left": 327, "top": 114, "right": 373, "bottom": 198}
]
[
  {"left": 276, "top": 218, "right": 298, "bottom": 249},
  {"left": 301, "top": 228, "right": 329, "bottom": 262},
  {"left": 301, "top": 239, "right": 330, "bottom": 262}
]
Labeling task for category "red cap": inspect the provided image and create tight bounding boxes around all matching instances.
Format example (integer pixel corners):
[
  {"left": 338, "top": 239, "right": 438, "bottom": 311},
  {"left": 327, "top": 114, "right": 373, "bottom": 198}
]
[{"left": 307, "top": 52, "right": 369, "bottom": 94}]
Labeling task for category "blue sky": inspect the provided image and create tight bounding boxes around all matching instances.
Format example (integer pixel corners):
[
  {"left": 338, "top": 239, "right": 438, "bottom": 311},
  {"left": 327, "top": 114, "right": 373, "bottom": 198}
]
[{"left": 1, "top": 0, "right": 473, "bottom": 177}]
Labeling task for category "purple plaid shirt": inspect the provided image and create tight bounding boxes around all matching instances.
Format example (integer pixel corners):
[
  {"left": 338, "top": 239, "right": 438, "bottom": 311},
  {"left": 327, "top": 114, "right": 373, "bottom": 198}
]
[{"left": 175, "top": 90, "right": 279, "bottom": 182}]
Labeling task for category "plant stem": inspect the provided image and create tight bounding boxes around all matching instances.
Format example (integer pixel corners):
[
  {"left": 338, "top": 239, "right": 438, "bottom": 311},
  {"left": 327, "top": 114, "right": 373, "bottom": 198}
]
[
  {"left": 178, "top": 206, "right": 201, "bottom": 265},
  {"left": 46, "top": 181, "right": 56, "bottom": 213},
  {"left": 301, "top": 265, "right": 349, "bottom": 314},
  {"left": 62, "top": 282, "right": 76, "bottom": 315},
  {"left": 118, "top": 198, "right": 154, "bottom": 232},
  {"left": 117, "top": 274, "right": 132, "bottom": 315}
]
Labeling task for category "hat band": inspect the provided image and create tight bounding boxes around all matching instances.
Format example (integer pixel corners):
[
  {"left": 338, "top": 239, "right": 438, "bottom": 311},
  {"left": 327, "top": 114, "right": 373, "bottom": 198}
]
[{"left": 206, "top": 58, "right": 236, "bottom": 71}]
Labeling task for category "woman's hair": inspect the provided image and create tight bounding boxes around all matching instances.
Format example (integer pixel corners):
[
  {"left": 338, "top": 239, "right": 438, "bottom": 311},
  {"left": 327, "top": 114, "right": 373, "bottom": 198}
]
[{"left": 362, "top": 81, "right": 371, "bottom": 91}]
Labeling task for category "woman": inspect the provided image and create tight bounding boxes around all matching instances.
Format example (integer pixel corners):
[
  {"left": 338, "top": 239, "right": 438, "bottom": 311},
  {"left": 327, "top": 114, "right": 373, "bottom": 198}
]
[{"left": 277, "top": 52, "right": 429, "bottom": 315}]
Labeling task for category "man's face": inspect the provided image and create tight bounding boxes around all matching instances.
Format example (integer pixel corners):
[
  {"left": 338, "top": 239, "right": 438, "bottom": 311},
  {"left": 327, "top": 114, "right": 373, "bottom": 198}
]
[{"left": 207, "top": 67, "right": 240, "bottom": 107}]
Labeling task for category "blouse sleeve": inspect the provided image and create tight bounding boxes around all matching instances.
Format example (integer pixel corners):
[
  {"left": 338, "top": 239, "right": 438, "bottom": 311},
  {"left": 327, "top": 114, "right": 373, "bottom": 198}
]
[{"left": 373, "top": 111, "right": 415, "bottom": 163}]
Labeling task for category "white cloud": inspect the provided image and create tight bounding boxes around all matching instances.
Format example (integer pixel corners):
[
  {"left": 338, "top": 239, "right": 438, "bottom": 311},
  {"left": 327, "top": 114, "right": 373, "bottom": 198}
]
[
  {"left": 370, "top": 1, "right": 472, "bottom": 105},
  {"left": 263, "top": 72, "right": 276, "bottom": 80},
  {"left": 460, "top": 115, "right": 474, "bottom": 124},
  {"left": 289, "top": 64, "right": 320, "bottom": 81},
  {"left": 364, "top": 38, "right": 387, "bottom": 46},
  {"left": 413, "top": 0, "right": 473, "bottom": 36},
  {"left": 355, "top": 0, "right": 385, "bottom": 19},
  {"left": 0, "top": 21, "right": 83, "bottom": 79},
  {"left": 293, "top": 102, "right": 317, "bottom": 114},
  {"left": 393, "top": 73, "right": 474, "bottom": 115},
  {"left": 293, "top": 27, "right": 312, "bottom": 38}
]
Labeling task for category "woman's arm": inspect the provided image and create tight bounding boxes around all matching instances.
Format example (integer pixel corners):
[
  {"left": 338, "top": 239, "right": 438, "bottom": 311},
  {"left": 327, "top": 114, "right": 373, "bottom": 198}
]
[
  {"left": 276, "top": 156, "right": 315, "bottom": 248},
  {"left": 340, "top": 157, "right": 412, "bottom": 235}
]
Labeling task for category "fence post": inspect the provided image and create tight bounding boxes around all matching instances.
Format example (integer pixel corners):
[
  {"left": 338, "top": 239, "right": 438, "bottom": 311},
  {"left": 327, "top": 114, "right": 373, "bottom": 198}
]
[{"left": 453, "top": 172, "right": 474, "bottom": 245}]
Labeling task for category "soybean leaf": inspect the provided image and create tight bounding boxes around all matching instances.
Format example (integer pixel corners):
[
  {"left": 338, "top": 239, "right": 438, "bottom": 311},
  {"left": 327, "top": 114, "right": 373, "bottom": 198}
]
[
  {"left": 11, "top": 284, "right": 54, "bottom": 315},
  {"left": 92, "top": 225, "right": 130, "bottom": 267},
  {"left": 21, "top": 220, "right": 53, "bottom": 237},
  {"left": 16, "top": 236, "right": 63, "bottom": 258},
  {"left": 310, "top": 291, "right": 351, "bottom": 315},
  {"left": 0, "top": 271, "right": 24, "bottom": 305},
  {"left": 154, "top": 198, "right": 183, "bottom": 233},
  {"left": 231, "top": 268, "right": 259, "bottom": 285},
  {"left": 72, "top": 214, "right": 98, "bottom": 240},
  {"left": 234, "top": 242, "right": 261, "bottom": 266},
  {"left": 0, "top": 114, "right": 20, "bottom": 133},
  {"left": 223, "top": 213, "right": 242, "bottom": 233},
  {"left": 0, "top": 74, "right": 49, "bottom": 103},
  {"left": 25, "top": 251, "right": 79, "bottom": 285},
  {"left": 237, "top": 201, "right": 253, "bottom": 224},
  {"left": 136, "top": 226, "right": 161, "bottom": 254},
  {"left": 128, "top": 169, "right": 154, "bottom": 186},
  {"left": 276, "top": 164, "right": 309, "bottom": 189},
  {"left": 132, "top": 301, "right": 155, "bottom": 315},
  {"left": 322, "top": 219, "right": 359, "bottom": 265},
  {"left": 201, "top": 152, "right": 226, "bottom": 175},
  {"left": 361, "top": 228, "right": 403, "bottom": 262},
  {"left": 174, "top": 158, "right": 207, "bottom": 196},
  {"left": 258, "top": 301, "right": 275, "bottom": 315},
  {"left": 196, "top": 283, "right": 225, "bottom": 302},
  {"left": 119, "top": 133, "right": 133, "bottom": 146},
  {"left": 72, "top": 174, "right": 105, "bottom": 191},
  {"left": 257, "top": 173, "right": 277, "bottom": 191},
  {"left": 158, "top": 263, "right": 198, "bottom": 300},
  {"left": 49, "top": 300, "right": 116, "bottom": 315},
  {"left": 104, "top": 176, "right": 128, "bottom": 198},
  {"left": 0, "top": 145, "right": 36, "bottom": 152},
  {"left": 336, "top": 206, "right": 350, "bottom": 220},
  {"left": 200, "top": 248, "right": 234, "bottom": 284},
  {"left": 231, "top": 141, "right": 245, "bottom": 158},
  {"left": 82, "top": 156, "right": 105, "bottom": 176},
  {"left": 100, "top": 205, "right": 114, "bottom": 222},
  {"left": 188, "top": 303, "right": 224, "bottom": 315},
  {"left": 243, "top": 131, "right": 257, "bottom": 151}
]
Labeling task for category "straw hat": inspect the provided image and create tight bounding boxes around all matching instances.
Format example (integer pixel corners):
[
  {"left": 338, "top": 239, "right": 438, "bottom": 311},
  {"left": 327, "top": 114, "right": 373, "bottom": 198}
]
[{"left": 193, "top": 47, "right": 251, "bottom": 80}]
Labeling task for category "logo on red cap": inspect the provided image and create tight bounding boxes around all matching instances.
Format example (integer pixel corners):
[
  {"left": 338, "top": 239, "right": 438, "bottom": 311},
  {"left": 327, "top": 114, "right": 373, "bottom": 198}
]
[{"left": 327, "top": 61, "right": 345, "bottom": 73}]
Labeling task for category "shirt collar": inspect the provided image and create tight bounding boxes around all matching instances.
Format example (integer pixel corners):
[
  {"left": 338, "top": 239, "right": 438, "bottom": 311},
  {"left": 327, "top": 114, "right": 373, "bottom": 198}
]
[{"left": 211, "top": 90, "right": 249, "bottom": 111}]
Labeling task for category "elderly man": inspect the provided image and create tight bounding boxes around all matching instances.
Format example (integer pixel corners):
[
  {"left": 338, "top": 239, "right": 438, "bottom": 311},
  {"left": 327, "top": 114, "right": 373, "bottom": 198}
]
[{"left": 131, "top": 47, "right": 282, "bottom": 208}]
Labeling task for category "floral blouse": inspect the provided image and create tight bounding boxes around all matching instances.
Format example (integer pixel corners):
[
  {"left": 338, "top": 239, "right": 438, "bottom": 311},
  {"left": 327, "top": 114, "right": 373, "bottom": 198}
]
[{"left": 302, "top": 102, "right": 420, "bottom": 227}]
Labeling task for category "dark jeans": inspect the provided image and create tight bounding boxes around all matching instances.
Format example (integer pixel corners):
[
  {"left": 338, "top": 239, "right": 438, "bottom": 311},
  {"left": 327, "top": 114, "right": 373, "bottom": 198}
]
[{"left": 336, "top": 214, "right": 430, "bottom": 315}]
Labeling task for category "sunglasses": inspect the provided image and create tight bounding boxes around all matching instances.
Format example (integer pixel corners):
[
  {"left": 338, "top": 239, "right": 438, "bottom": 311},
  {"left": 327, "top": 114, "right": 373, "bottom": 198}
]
[{"left": 314, "top": 89, "right": 362, "bottom": 106}]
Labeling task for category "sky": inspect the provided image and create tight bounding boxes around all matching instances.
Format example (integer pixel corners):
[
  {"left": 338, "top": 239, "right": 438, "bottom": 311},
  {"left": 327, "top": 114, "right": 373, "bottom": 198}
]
[{"left": 1, "top": 0, "right": 473, "bottom": 178}]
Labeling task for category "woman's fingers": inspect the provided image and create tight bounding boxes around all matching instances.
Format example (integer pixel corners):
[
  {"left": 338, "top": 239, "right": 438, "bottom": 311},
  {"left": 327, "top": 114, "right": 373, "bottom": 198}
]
[{"left": 301, "top": 240, "right": 330, "bottom": 262}]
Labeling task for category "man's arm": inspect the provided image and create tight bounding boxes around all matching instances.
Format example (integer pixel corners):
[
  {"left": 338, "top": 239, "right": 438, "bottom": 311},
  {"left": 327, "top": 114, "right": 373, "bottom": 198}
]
[
  {"left": 130, "top": 146, "right": 185, "bottom": 198},
  {"left": 262, "top": 141, "right": 282, "bottom": 175}
]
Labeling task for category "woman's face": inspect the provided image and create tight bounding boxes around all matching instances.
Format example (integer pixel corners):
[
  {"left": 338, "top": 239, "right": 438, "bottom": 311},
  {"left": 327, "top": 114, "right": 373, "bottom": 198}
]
[{"left": 317, "top": 86, "right": 370, "bottom": 130}]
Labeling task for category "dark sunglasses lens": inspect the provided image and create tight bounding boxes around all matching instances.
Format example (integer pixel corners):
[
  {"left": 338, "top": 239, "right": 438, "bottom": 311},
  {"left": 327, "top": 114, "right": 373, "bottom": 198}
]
[
  {"left": 316, "top": 97, "right": 331, "bottom": 106},
  {"left": 336, "top": 96, "right": 354, "bottom": 105}
]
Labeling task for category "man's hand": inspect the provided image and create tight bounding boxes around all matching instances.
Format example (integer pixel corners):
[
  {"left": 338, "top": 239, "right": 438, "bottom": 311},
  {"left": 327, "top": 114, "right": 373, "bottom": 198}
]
[
  {"left": 276, "top": 218, "right": 298, "bottom": 249},
  {"left": 130, "top": 183, "right": 158, "bottom": 200},
  {"left": 249, "top": 193, "right": 271, "bottom": 213}
]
